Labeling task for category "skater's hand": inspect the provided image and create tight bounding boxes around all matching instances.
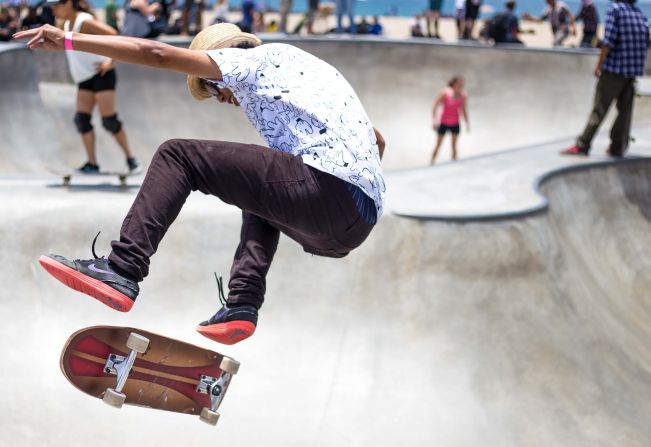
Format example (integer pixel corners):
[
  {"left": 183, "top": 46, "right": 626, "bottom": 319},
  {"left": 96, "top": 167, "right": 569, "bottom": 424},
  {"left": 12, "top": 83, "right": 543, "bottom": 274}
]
[
  {"left": 432, "top": 121, "right": 440, "bottom": 130},
  {"left": 96, "top": 59, "right": 114, "bottom": 76},
  {"left": 13, "top": 25, "right": 65, "bottom": 51}
]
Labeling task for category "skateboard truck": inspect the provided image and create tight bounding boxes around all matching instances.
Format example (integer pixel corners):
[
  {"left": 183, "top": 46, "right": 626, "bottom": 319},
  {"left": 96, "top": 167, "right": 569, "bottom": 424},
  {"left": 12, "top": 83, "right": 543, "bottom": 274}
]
[
  {"left": 101, "top": 332, "right": 150, "bottom": 408},
  {"left": 196, "top": 357, "right": 240, "bottom": 426}
]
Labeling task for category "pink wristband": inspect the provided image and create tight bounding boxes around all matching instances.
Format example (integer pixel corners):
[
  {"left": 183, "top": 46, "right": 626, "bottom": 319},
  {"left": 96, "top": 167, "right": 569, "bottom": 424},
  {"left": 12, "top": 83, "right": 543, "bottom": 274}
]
[{"left": 64, "top": 31, "right": 73, "bottom": 51}]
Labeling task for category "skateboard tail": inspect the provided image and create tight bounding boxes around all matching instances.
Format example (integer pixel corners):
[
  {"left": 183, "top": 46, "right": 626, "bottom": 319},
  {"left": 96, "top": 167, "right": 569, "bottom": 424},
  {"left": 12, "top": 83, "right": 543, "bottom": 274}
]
[
  {"left": 38, "top": 255, "right": 134, "bottom": 312},
  {"left": 196, "top": 321, "right": 256, "bottom": 345}
]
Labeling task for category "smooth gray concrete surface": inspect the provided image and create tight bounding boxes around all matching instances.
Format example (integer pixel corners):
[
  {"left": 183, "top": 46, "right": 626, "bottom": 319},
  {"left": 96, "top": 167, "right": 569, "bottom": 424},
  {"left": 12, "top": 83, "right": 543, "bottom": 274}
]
[
  {"left": 0, "top": 45, "right": 69, "bottom": 173},
  {"left": 1, "top": 160, "right": 651, "bottom": 446},
  {"left": 386, "top": 127, "right": 651, "bottom": 220},
  {"left": 3, "top": 38, "right": 650, "bottom": 173},
  {"left": 2, "top": 38, "right": 651, "bottom": 447}
]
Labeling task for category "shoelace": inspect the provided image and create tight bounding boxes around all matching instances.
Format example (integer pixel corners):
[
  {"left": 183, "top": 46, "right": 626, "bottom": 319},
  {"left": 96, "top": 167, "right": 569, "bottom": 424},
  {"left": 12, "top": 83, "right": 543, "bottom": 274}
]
[
  {"left": 72, "top": 231, "right": 104, "bottom": 263},
  {"left": 91, "top": 231, "right": 103, "bottom": 260},
  {"left": 214, "top": 273, "right": 227, "bottom": 307}
]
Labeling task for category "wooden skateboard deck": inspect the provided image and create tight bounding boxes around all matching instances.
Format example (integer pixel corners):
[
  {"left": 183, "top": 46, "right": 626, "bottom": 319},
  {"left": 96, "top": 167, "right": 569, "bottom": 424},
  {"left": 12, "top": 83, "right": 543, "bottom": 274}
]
[{"left": 60, "top": 326, "right": 240, "bottom": 425}]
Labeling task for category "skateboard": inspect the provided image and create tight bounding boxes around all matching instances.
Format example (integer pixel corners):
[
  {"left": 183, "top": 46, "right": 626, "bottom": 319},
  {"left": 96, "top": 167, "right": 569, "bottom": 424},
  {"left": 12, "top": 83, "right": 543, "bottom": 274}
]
[
  {"left": 60, "top": 326, "right": 240, "bottom": 426},
  {"left": 49, "top": 169, "right": 138, "bottom": 187}
]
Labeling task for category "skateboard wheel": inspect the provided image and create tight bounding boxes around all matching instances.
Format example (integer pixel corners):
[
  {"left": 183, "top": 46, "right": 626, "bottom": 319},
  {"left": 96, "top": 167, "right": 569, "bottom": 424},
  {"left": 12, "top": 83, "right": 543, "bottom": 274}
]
[
  {"left": 199, "top": 408, "right": 220, "bottom": 426},
  {"left": 219, "top": 356, "right": 240, "bottom": 375},
  {"left": 103, "top": 388, "right": 126, "bottom": 408},
  {"left": 126, "top": 332, "right": 149, "bottom": 353}
]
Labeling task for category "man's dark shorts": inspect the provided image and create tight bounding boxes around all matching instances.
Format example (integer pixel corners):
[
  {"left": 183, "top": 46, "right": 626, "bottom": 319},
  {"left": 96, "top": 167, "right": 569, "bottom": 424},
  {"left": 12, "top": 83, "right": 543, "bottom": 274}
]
[{"left": 78, "top": 69, "right": 117, "bottom": 92}]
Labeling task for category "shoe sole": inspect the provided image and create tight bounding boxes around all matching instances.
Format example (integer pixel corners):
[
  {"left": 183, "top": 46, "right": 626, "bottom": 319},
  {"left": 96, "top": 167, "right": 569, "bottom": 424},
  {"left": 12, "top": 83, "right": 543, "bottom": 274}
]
[
  {"left": 196, "top": 321, "right": 256, "bottom": 345},
  {"left": 38, "top": 255, "right": 134, "bottom": 312}
]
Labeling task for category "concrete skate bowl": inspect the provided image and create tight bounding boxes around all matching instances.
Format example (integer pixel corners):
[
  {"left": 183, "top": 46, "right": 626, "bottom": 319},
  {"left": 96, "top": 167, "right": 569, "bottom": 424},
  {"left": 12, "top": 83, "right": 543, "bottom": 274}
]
[
  {"left": 0, "top": 44, "right": 70, "bottom": 173},
  {"left": 3, "top": 37, "right": 650, "bottom": 174},
  {"left": 1, "top": 156, "right": 651, "bottom": 446}
]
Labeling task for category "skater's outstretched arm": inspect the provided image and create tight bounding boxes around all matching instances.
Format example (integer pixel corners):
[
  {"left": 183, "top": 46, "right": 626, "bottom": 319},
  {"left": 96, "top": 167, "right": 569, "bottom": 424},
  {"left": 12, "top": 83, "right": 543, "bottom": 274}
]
[{"left": 14, "top": 24, "right": 222, "bottom": 80}]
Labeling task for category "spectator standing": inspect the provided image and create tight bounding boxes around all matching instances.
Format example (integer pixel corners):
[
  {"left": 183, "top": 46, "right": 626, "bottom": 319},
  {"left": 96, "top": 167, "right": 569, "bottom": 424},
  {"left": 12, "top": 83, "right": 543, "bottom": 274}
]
[
  {"left": 463, "top": 0, "right": 482, "bottom": 39},
  {"left": 213, "top": 0, "right": 228, "bottom": 23},
  {"left": 431, "top": 76, "right": 470, "bottom": 163},
  {"left": 489, "top": 0, "right": 523, "bottom": 44},
  {"left": 279, "top": 0, "right": 291, "bottom": 32},
  {"left": 525, "top": 0, "right": 576, "bottom": 46},
  {"left": 239, "top": 0, "right": 255, "bottom": 32},
  {"left": 370, "top": 15, "right": 383, "bottom": 35},
  {"left": 336, "top": 0, "right": 356, "bottom": 33},
  {"left": 39, "top": 1, "right": 56, "bottom": 25},
  {"left": 180, "top": 0, "right": 205, "bottom": 35},
  {"left": 562, "top": 0, "right": 649, "bottom": 157},
  {"left": 427, "top": 0, "right": 443, "bottom": 38},
  {"left": 104, "top": 0, "right": 118, "bottom": 30},
  {"left": 121, "top": 0, "right": 164, "bottom": 38},
  {"left": 0, "top": 6, "right": 18, "bottom": 40},
  {"left": 455, "top": 0, "right": 465, "bottom": 38},
  {"left": 305, "top": 0, "right": 319, "bottom": 34},
  {"left": 21, "top": 6, "right": 45, "bottom": 29},
  {"left": 576, "top": 0, "right": 599, "bottom": 47}
]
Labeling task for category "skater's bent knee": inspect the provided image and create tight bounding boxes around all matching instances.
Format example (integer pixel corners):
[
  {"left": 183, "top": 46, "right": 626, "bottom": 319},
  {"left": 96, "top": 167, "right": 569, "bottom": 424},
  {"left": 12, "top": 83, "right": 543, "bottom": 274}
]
[
  {"left": 101, "top": 114, "right": 123, "bottom": 134},
  {"left": 73, "top": 112, "right": 93, "bottom": 134},
  {"left": 157, "top": 138, "right": 188, "bottom": 156}
]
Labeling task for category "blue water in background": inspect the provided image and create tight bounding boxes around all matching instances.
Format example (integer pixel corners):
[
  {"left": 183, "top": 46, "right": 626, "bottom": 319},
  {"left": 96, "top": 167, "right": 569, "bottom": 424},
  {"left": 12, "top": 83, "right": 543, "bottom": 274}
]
[
  {"left": 238, "top": 0, "right": 651, "bottom": 19},
  {"left": 88, "top": 0, "right": 651, "bottom": 22}
]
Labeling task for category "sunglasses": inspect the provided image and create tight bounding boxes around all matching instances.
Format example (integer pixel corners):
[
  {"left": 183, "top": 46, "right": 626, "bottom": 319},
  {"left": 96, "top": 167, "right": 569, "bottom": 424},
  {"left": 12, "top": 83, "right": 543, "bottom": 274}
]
[{"left": 203, "top": 80, "right": 222, "bottom": 97}]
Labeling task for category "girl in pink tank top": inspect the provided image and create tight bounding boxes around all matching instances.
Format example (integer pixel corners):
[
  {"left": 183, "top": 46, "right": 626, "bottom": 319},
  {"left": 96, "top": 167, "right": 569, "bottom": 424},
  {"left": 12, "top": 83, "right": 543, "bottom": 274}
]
[{"left": 431, "top": 76, "right": 470, "bottom": 164}]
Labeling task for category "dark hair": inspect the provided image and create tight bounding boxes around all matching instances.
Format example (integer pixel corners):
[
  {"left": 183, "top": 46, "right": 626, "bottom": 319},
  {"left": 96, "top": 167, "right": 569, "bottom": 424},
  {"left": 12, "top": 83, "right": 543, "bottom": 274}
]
[
  {"left": 506, "top": 0, "right": 516, "bottom": 10},
  {"left": 448, "top": 76, "right": 464, "bottom": 87},
  {"left": 67, "top": 0, "right": 93, "bottom": 13},
  {"left": 233, "top": 41, "right": 257, "bottom": 50}
]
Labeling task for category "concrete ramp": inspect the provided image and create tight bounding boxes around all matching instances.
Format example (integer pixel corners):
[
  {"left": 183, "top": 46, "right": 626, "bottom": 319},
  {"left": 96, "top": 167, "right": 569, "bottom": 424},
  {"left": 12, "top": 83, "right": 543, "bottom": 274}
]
[
  {"left": 0, "top": 45, "right": 69, "bottom": 173},
  {"left": 1, "top": 158, "right": 650, "bottom": 446}
]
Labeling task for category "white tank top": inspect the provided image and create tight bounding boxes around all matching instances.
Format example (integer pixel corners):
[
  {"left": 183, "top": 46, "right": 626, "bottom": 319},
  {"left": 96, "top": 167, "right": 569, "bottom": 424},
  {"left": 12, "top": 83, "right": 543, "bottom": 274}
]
[{"left": 64, "top": 12, "right": 110, "bottom": 84}]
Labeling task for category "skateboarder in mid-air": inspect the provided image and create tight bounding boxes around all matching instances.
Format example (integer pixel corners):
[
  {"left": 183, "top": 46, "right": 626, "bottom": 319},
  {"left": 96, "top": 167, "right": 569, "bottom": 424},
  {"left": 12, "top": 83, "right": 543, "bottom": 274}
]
[{"left": 15, "top": 23, "right": 386, "bottom": 345}]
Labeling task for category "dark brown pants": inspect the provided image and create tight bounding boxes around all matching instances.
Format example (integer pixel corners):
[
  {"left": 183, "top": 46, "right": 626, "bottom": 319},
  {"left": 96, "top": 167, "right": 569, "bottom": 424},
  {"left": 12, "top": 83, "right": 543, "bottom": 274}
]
[
  {"left": 577, "top": 71, "right": 636, "bottom": 154},
  {"left": 108, "top": 139, "right": 374, "bottom": 309}
]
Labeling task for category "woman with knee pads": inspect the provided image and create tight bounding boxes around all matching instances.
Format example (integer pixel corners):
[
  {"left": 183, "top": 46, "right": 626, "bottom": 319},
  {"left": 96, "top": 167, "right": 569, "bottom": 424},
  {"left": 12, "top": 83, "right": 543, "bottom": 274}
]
[{"left": 49, "top": 0, "right": 140, "bottom": 174}]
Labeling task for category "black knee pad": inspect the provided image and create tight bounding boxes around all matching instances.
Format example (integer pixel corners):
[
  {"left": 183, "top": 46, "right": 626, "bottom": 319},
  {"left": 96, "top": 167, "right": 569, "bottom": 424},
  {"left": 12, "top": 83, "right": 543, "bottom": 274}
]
[
  {"left": 73, "top": 112, "right": 93, "bottom": 134},
  {"left": 102, "top": 114, "right": 122, "bottom": 134}
]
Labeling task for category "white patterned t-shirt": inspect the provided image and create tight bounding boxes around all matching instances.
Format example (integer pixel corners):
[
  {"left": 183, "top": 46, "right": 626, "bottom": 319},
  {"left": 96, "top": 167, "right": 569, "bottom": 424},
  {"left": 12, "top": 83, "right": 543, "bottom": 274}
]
[{"left": 205, "top": 43, "right": 385, "bottom": 218}]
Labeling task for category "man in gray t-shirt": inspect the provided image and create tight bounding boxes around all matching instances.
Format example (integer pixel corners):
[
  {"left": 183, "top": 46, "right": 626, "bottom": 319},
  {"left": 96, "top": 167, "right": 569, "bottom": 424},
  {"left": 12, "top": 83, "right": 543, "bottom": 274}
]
[{"left": 524, "top": 0, "right": 576, "bottom": 46}]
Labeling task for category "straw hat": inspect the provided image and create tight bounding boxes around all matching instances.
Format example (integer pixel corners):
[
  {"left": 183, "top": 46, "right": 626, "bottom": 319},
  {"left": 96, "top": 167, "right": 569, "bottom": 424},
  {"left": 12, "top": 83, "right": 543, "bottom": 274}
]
[{"left": 187, "top": 23, "right": 262, "bottom": 101}]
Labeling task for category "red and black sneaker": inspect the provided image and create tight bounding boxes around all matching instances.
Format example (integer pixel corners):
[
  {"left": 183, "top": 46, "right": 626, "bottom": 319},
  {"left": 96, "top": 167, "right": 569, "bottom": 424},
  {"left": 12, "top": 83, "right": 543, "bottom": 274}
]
[
  {"left": 38, "top": 235, "right": 139, "bottom": 312},
  {"left": 560, "top": 145, "right": 589, "bottom": 156},
  {"left": 196, "top": 275, "right": 257, "bottom": 345}
]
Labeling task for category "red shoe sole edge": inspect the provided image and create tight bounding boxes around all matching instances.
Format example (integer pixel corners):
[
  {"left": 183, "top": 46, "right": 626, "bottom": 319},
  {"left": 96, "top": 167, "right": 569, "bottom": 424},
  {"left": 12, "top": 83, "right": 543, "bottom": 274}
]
[
  {"left": 196, "top": 321, "right": 256, "bottom": 345},
  {"left": 38, "top": 255, "right": 134, "bottom": 312}
]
